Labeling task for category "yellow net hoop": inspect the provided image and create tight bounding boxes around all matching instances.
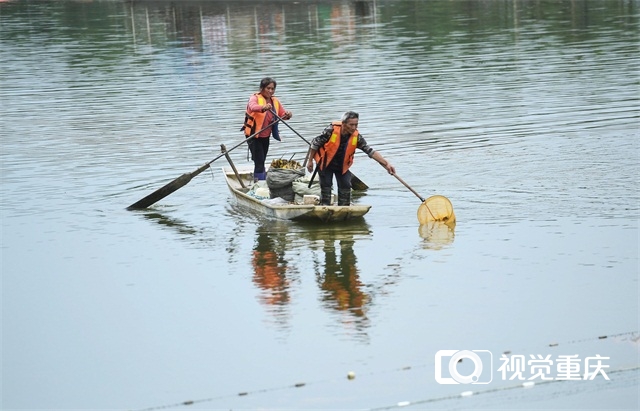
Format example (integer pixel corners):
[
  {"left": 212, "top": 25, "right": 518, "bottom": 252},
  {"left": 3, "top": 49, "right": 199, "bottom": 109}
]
[{"left": 417, "top": 195, "right": 456, "bottom": 225}]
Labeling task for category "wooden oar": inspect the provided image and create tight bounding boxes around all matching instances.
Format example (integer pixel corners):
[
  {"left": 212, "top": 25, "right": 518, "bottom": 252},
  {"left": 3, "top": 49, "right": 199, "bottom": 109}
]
[
  {"left": 269, "top": 109, "right": 369, "bottom": 191},
  {"left": 221, "top": 144, "right": 245, "bottom": 189},
  {"left": 389, "top": 172, "right": 437, "bottom": 221},
  {"left": 126, "top": 120, "right": 279, "bottom": 210}
]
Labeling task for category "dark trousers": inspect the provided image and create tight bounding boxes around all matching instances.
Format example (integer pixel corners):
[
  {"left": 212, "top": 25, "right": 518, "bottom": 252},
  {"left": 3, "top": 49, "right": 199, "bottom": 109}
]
[
  {"left": 318, "top": 168, "right": 352, "bottom": 190},
  {"left": 250, "top": 137, "right": 270, "bottom": 174}
]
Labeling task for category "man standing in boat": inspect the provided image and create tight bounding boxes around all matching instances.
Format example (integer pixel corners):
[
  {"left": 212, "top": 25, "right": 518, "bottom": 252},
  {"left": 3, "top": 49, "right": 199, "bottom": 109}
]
[{"left": 306, "top": 111, "right": 396, "bottom": 206}]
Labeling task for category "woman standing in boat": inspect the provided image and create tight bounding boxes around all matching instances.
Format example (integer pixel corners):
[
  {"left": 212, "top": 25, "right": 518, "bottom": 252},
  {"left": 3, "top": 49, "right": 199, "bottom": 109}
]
[
  {"left": 306, "top": 111, "right": 396, "bottom": 206},
  {"left": 242, "top": 77, "right": 293, "bottom": 182}
]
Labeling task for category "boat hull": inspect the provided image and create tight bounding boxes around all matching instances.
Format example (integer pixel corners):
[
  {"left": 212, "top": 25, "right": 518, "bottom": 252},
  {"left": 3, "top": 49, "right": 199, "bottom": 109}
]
[{"left": 222, "top": 166, "right": 371, "bottom": 222}]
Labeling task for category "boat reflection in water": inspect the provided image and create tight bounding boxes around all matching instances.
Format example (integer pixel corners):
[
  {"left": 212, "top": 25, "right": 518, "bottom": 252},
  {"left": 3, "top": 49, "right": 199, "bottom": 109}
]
[{"left": 251, "top": 219, "right": 373, "bottom": 338}]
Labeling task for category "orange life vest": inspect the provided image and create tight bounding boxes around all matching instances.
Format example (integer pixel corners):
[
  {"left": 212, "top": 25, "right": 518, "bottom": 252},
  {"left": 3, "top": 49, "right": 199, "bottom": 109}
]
[
  {"left": 315, "top": 122, "right": 359, "bottom": 174},
  {"left": 242, "top": 94, "right": 282, "bottom": 138}
]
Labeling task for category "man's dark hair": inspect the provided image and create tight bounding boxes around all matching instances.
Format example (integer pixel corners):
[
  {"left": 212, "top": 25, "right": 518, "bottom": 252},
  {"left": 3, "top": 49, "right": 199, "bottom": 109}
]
[{"left": 341, "top": 111, "right": 359, "bottom": 122}]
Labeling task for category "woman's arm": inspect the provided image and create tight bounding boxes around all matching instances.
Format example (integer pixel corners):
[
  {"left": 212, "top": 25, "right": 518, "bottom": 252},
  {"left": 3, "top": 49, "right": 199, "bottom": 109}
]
[
  {"left": 247, "top": 94, "right": 265, "bottom": 113},
  {"left": 276, "top": 100, "right": 292, "bottom": 120}
]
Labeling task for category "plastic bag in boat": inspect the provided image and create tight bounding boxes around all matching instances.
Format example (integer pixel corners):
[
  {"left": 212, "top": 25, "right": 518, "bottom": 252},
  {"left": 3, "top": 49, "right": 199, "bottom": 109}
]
[
  {"left": 292, "top": 175, "right": 321, "bottom": 203},
  {"left": 267, "top": 168, "right": 304, "bottom": 202}
]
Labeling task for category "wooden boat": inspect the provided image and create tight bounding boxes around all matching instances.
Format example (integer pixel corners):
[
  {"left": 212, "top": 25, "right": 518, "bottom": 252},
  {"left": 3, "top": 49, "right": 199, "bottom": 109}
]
[{"left": 222, "top": 166, "right": 371, "bottom": 222}]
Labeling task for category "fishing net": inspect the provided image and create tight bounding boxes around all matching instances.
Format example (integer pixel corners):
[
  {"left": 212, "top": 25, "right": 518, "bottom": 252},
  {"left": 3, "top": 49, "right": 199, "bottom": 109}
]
[{"left": 417, "top": 195, "right": 456, "bottom": 225}]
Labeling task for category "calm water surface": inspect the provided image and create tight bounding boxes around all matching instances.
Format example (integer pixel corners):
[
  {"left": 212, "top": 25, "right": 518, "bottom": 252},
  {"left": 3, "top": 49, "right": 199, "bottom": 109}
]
[{"left": 1, "top": 1, "right": 638, "bottom": 410}]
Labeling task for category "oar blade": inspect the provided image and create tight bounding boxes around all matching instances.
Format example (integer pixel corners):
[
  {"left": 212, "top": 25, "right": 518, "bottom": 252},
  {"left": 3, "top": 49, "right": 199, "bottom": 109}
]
[
  {"left": 126, "top": 121, "right": 276, "bottom": 210},
  {"left": 127, "top": 172, "right": 193, "bottom": 210},
  {"left": 351, "top": 174, "right": 368, "bottom": 191}
]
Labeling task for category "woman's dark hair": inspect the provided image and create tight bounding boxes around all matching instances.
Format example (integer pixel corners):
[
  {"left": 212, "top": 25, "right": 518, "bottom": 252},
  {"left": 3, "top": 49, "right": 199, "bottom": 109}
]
[{"left": 260, "top": 77, "right": 277, "bottom": 90}]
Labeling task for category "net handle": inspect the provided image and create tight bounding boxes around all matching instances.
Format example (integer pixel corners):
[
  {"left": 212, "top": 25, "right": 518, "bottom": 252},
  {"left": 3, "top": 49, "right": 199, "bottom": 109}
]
[
  {"left": 391, "top": 173, "right": 425, "bottom": 202},
  {"left": 391, "top": 173, "right": 437, "bottom": 220}
]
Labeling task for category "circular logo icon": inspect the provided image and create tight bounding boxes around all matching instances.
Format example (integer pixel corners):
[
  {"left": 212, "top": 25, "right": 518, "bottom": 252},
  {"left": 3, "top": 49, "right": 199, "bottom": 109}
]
[{"left": 448, "top": 350, "right": 483, "bottom": 384}]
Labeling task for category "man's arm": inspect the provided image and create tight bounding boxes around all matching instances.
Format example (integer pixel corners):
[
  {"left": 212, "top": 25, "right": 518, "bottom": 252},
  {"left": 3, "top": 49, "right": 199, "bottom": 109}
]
[
  {"left": 357, "top": 135, "right": 396, "bottom": 175},
  {"left": 306, "top": 126, "right": 333, "bottom": 172},
  {"left": 306, "top": 147, "right": 318, "bottom": 173},
  {"left": 371, "top": 151, "right": 396, "bottom": 175}
]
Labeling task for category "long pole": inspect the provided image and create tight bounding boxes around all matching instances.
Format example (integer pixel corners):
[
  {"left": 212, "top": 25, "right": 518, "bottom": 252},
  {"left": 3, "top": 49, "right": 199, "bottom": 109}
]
[{"left": 127, "top": 120, "right": 279, "bottom": 210}]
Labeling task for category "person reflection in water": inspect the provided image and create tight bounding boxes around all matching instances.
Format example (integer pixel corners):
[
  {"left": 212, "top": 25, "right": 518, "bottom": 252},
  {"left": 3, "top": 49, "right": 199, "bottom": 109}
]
[
  {"left": 251, "top": 227, "right": 290, "bottom": 309},
  {"left": 318, "top": 238, "right": 370, "bottom": 333},
  {"left": 251, "top": 223, "right": 371, "bottom": 336}
]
